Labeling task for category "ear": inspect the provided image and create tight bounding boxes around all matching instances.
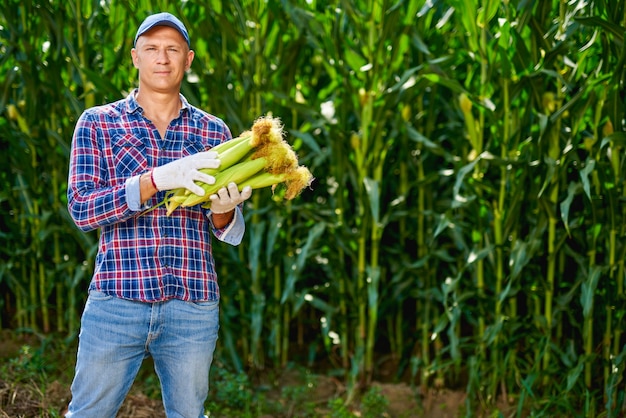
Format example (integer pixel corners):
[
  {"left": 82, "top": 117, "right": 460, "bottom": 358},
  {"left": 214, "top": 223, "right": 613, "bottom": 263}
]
[
  {"left": 185, "top": 50, "right": 195, "bottom": 71},
  {"left": 131, "top": 48, "right": 139, "bottom": 69}
]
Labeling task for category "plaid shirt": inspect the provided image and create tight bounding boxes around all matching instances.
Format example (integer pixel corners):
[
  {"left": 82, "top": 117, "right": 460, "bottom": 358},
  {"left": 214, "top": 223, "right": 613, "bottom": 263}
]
[{"left": 67, "top": 91, "right": 244, "bottom": 302}]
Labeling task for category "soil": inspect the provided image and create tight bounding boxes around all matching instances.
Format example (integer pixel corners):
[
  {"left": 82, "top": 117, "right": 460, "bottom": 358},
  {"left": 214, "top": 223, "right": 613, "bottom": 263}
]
[
  {"left": 0, "top": 378, "right": 467, "bottom": 417},
  {"left": 0, "top": 331, "right": 468, "bottom": 417}
]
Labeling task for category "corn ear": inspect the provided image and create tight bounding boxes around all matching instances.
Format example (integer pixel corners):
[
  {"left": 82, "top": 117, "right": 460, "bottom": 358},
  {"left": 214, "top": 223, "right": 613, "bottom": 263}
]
[
  {"left": 211, "top": 131, "right": 252, "bottom": 154},
  {"left": 173, "top": 131, "right": 258, "bottom": 206},
  {"left": 191, "top": 133, "right": 256, "bottom": 183},
  {"left": 238, "top": 172, "right": 284, "bottom": 190},
  {"left": 156, "top": 115, "right": 312, "bottom": 215},
  {"left": 238, "top": 164, "right": 313, "bottom": 200},
  {"left": 181, "top": 157, "right": 268, "bottom": 207},
  {"left": 167, "top": 118, "right": 280, "bottom": 201},
  {"left": 216, "top": 135, "right": 258, "bottom": 170}
]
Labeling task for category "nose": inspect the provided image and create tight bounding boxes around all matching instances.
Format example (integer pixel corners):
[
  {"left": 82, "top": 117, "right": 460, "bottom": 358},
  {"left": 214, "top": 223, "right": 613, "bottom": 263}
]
[{"left": 156, "top": 48, "right": 170, "bottom": 63}]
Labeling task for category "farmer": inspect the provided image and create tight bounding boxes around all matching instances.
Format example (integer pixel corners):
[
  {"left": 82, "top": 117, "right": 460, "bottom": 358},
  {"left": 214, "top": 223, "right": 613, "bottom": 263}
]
[{"left": 65, "top": 12, "right": 251, "bottom": 417}]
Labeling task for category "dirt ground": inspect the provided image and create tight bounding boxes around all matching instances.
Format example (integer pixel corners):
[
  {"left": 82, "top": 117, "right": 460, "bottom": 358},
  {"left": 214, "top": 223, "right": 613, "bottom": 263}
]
[
  {"left": 0, "top": 377, "right": 467, "bottom": 418},
  {"left": 0, "top": 331, "right": 468, "bottom": 417}
]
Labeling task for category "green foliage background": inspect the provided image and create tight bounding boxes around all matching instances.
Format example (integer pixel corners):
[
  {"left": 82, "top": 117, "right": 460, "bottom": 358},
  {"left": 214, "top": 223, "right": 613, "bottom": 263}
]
[{"left": 1, "top": 0, "right": 625, "bottom": 415}]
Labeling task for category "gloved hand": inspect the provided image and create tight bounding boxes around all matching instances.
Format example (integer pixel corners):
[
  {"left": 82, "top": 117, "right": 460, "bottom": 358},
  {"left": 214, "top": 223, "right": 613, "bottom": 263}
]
[
  {"left": 151, "top": 151, "right": 220, "bottom": 196},
  {"left": 209, "top": 182, "right": 252, "bottom": 214}
]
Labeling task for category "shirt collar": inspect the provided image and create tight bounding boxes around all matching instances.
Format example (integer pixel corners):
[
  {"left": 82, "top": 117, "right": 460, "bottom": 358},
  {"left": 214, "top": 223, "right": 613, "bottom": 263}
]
[{"left": 126, "top": 89, "right": 190, "bottom": 115}]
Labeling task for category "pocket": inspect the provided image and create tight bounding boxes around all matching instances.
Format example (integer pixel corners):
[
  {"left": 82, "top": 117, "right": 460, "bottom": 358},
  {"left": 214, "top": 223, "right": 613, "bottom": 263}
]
[
  {"left": 88, "top": 289, "right": 114, "bottom": 301},
  {"left": 190, "top": 299, "right": 219, "bottom": 312},
  {"left": 183, "top": 140, "right": 208, "bottom": 156},
  {"left": 112, "top": 134, "right": 147, "bottom": 176}
]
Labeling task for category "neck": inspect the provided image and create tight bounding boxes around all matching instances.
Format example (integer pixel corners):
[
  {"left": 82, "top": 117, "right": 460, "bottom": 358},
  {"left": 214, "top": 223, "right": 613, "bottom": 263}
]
[{"left": 135, "top": 88, "right": 182, "bottom": 122}]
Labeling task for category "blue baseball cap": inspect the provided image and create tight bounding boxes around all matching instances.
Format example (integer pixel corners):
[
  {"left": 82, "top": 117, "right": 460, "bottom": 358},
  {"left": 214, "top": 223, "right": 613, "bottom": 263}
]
[{"left": 134, "top": 12, "right": 190, "bottom": 47}]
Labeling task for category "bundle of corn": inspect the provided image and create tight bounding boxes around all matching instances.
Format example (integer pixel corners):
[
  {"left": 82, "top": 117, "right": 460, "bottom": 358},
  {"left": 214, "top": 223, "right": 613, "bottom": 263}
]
[{"left": 163, "top": 116, "right": 313, "bottom": 215}]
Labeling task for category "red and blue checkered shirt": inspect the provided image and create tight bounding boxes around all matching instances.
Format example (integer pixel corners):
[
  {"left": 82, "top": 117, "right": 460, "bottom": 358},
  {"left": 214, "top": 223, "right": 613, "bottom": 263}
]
[{"left": 67, "top": 91, "right": 244, "bottom": 302}]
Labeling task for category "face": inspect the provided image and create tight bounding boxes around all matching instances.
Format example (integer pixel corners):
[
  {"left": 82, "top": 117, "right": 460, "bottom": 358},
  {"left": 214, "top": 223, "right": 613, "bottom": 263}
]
[{"left": 131, "top": 26, "right": 194, "bottom": 94}]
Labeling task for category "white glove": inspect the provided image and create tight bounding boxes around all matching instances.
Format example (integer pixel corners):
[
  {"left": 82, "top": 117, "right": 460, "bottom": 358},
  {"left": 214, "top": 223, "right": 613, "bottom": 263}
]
[
  {"left": 151, "top": 151, "right": 220, "bottom": 196},
  {"left": 209, "top": 182, "right": 252, "bottom": 214}
]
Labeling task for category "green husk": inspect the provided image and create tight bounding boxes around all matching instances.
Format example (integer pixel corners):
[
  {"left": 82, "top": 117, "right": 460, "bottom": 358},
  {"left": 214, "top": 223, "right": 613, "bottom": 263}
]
[
  {"left": 237, "top": 165, "right": 313, "bottom": 200},
  {"left": 181, "top": 157, "right": 267, "bottom": 207},
  {"left": 162, "top": 115, "right": 312, "bottom": 215}
]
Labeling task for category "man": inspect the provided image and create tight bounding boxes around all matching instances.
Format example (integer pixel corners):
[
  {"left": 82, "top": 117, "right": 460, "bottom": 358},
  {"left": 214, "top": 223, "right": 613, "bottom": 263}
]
[{"left": 65, "top": 12, "right": 251, "bottom": 417}]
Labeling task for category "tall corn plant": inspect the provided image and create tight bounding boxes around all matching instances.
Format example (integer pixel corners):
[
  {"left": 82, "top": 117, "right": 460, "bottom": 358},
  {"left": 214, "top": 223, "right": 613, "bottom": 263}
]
[
  {"left": 2, "top": 0, "right": 626, "bottom": 415},
  {"left": 430, "top": 0, "right": 626, "bottom": 414},
  {"left": 439, "top": 0, "right": 549, "bottom": 402},
  {"left": 0, "top": 0, "right": 111, "bottom": 334},
  {"left": 285, "top": 1, "right": 435, "bottom": 391},
  {"left": 562, "top": 2, "right": 626, "bottom": 413}
]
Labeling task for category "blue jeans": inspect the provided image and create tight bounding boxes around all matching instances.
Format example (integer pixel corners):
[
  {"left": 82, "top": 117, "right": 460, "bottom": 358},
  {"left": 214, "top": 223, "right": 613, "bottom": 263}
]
[{"left": 65, "top": 290, "right": 219, "bottom": 418}]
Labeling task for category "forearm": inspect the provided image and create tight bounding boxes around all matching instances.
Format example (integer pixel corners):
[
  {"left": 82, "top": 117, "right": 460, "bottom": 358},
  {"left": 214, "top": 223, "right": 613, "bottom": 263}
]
[
  {"left": 140, "top": 170, "right": 158, "bottom": 204},
  {"left": 210, "top": 206, "right": 245, "bottom": 245},
  {"left": 211, "top": 211, "right": 234, "bottom": 229}
]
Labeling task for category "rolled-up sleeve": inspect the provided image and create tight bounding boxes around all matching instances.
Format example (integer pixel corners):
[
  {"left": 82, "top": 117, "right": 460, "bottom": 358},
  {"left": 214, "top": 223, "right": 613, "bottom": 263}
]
[
  {"left": 125, "top": 174, "right": 154, "bottom": 212},
  {"left": 208, "top": 207, "right": 245, "bottom": 245}
]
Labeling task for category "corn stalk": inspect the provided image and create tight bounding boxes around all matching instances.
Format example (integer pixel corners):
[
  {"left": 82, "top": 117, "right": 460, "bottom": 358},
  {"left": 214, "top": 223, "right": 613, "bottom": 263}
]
[{"left": 1, "top": 1, "right": 626, "bottom": 415}]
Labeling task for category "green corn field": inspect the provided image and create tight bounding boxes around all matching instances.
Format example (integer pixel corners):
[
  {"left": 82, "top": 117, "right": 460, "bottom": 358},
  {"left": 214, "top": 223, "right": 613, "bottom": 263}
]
[{"left": 1, "top": 0, "right": 625, "bottom": 416}]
